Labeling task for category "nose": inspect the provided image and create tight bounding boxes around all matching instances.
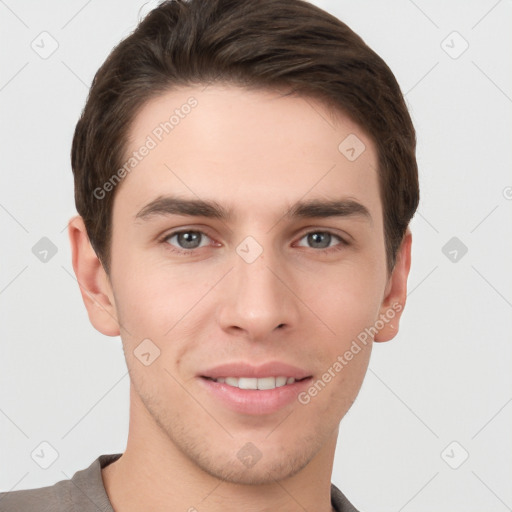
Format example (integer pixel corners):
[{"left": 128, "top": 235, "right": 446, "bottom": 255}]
[{"left": 216, "top": 246, "right": 300, "bottom": 342}]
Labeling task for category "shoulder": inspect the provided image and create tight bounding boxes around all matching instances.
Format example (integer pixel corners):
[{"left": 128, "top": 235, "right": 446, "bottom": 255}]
[
  {"left": 0, "top": 478, "right": 71, "bottom": 512},
  {"left": 0, "top": 453, "right": 122, "bottom": 512},
  {"left": 331, "top": 482, "right": 362, "bottom": 512}
]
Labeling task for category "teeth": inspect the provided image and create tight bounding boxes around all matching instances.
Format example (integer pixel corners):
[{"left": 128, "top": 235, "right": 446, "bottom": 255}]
[
  {"left": 239, "top": 377, "right": 258, "bottom": 390},
  {"left": 257, "top": 377, "right": 276, "bottom": 390},
  {"left": 212, "top": 376, "right": 298, "bottom": 390},
  {"left": 276, "top": 376, "right": 287, "bottom": 387}
]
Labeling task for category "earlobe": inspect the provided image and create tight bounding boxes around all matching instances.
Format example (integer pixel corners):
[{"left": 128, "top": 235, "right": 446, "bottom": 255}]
[
  {"left": 374, "top": 228, "right": 412, "bottom": 343},
  {"left": 67, "top": 215, "right": 120, "bottom": 337}
]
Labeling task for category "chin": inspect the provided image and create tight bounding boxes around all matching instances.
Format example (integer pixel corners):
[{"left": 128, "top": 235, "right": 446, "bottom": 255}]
[{"left": 192, "top": 443, "right": 316, "bottom": 486}]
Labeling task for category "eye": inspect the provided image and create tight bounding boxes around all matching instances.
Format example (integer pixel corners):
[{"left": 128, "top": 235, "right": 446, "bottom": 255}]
[
  {"left": 295, "top": 231, "right": 347, "bottom": 252},
  {"left": 162, "top": 230, "right": 213, "bottom": 254},
  {"left": 159, "top": 228, "right": 348, "bottom": 256}
]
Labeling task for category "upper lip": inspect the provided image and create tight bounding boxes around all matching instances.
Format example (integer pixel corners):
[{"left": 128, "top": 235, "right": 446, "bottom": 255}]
[{"left": 200, "top": 361, "right": 311, "bottom": 380}]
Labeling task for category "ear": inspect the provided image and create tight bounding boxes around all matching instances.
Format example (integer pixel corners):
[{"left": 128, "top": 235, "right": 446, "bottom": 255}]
[
  {"left": 67, "top": 215, "right": 120, "bottom": 337},
  {"left": 374, "top": 227, "right": 412, "bottom": 342}
]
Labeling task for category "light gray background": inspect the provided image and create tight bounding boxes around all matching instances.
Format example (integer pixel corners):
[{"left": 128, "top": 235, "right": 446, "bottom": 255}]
[{"left": 1, "top": 1, "right": 511, "bottom": 511}]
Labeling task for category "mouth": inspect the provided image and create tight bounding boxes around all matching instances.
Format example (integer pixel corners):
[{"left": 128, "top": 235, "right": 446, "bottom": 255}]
[
  {"left": 197, "top": 362, "right": 313, "bottom": 415},
  {"left": 201, "top": 375, "right": 310, "bottom": 390}
]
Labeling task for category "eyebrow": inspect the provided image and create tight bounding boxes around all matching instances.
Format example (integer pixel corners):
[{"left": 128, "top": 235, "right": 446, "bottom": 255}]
[{"left": 134, "top": 195, "right": 372, "bottom": 223}]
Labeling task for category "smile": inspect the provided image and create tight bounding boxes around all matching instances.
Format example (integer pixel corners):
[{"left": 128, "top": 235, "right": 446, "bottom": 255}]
[{"left": 204, "top": 376, "right": 301, "bottom": 390}]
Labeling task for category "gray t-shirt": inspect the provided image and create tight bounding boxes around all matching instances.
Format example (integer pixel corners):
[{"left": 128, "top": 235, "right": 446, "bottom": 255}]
[{"left": 0, "top": 453, "right": 360, "bottom": 511}]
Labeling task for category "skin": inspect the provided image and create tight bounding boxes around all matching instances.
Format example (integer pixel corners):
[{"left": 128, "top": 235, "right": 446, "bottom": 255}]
[{"left": 68, "top": 84, "right": 412, "bottom": 512}]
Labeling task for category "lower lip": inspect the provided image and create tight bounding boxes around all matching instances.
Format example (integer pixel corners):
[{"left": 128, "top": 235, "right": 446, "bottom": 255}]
[{"left": 199, "top": 377, "right": 312, "bottom": 415}]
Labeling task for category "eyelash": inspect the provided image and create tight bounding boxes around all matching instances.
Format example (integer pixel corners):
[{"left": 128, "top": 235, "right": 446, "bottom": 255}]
[{"left": 158, "top": 229, "right": 349, "bottom": 256}]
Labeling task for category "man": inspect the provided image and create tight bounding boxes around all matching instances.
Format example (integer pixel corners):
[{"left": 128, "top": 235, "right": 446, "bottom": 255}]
[{"left": 0, "top": 0, "right": 418, "bottom": 510}]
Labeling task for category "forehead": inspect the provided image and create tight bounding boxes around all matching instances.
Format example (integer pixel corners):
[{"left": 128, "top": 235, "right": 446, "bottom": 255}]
[{"left": 113, "top": 84, "right": 381, "bottom": 226}]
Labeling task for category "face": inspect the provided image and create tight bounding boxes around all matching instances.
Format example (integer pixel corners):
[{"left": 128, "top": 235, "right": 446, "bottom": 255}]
[{"left": 89, "top": 84, "right": 406, "bottom": 484}]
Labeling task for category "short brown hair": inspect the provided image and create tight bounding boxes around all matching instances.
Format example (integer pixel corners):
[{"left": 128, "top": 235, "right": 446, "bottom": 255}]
[{"left": 71, "top": 0, "right": 419, "bottom": 275}]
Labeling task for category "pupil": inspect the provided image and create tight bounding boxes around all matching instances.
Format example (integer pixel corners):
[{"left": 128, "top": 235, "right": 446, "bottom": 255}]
[
  {"left": 309, "top": 232, "right": 330, "bottom": 248},
  {"left": 179, "top": 231, "right": 200, "bottom": 248}
]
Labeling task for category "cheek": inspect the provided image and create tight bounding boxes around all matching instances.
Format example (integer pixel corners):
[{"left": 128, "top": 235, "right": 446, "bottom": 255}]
[
  {"left": 297, "top": 341, "right": 372, "bottom": 429},
  {"left": 301, "top": 263, "right": 384, "bottom": 339},
  {"left": 111, "top": 255, "right": 218, "bottom": 341}
]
